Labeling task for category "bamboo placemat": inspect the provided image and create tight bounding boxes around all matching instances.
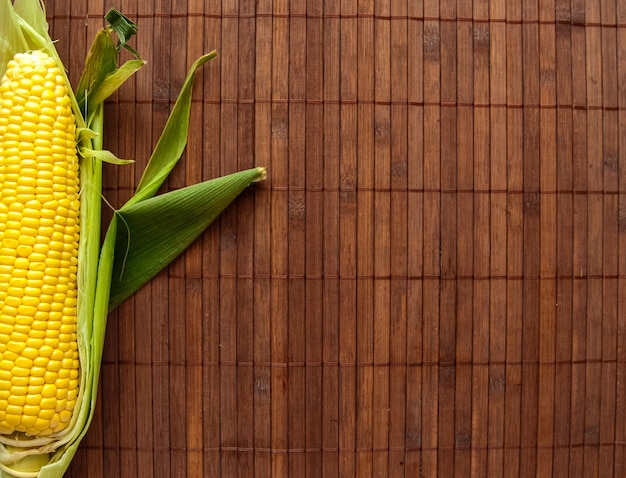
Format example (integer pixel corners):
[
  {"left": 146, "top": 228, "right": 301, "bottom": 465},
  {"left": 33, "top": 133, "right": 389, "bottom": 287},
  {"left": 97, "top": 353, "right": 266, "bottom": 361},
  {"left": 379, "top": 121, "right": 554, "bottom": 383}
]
[{"left": 43, "top": 0, "right": 626, "bottom": 476}]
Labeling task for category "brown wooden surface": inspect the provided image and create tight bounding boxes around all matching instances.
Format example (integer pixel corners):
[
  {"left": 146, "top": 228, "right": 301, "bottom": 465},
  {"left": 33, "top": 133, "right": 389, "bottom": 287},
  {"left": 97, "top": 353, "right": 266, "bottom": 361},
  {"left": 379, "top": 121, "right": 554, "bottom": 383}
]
[{"left": 42, "top": 0, "right": 626, "bottom": 476}]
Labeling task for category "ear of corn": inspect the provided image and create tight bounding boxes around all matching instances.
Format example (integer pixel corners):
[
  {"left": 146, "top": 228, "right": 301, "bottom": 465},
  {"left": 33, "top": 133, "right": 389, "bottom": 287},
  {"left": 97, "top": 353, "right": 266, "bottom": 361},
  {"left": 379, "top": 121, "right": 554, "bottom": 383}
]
[
  {"left": 0, "top": 2, "right": 266, "bottom": 477},
  {"left": 0, "top": 50, "right": 80, "bottom": 438}
]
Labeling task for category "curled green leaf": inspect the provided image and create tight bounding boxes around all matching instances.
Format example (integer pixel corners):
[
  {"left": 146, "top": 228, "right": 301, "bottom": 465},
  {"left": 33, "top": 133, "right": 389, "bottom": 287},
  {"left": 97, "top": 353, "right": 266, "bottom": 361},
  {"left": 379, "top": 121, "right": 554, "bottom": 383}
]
[{"left": 104, "top": 8, "right": 138, "bottom": 54}]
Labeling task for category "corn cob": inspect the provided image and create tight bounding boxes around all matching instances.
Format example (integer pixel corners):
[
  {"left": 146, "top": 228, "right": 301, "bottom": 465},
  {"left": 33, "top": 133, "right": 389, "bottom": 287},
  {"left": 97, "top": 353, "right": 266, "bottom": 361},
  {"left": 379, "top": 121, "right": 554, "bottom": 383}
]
[{"left": 0, "top": 50, "right": 80, "bottom": 438}]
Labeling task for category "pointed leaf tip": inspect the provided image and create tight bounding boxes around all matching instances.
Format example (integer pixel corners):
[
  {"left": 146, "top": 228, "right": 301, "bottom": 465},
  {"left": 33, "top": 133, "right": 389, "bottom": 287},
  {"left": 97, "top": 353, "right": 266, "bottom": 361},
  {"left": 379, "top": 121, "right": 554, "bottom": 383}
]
[{"left": 254, "top": 167, "right": 268, "bottom": 182}]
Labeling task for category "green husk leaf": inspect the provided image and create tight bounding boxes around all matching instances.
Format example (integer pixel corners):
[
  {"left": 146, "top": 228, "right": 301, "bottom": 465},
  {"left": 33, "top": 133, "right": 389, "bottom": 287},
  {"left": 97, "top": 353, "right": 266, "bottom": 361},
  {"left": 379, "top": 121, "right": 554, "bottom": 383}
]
[
  {"left": 0, "top": 1, "right": 27, "bottom": 77},
  {"left": 108, "top": 167, "right": 266, "bottom": 309},
  {"left": 10, "top": 0, "right": 48, "bottom": 56},
  {"left": 86, "top": 58, "right": 145, "bottom": 110},
  {"left": 129, "top": 50, "right": 217, "bottom": 206},
  {"left": 12, "top": 0, "right": 47, "bottom": 38},
  {"left": 77, "top": 128, "right": 98, "bottom": 141},
  {"left": 74, "top": 29, "right": 120, "bottom": 115},
  {"left": 78, "top": 147, "right": 134, "bottom": 165}
]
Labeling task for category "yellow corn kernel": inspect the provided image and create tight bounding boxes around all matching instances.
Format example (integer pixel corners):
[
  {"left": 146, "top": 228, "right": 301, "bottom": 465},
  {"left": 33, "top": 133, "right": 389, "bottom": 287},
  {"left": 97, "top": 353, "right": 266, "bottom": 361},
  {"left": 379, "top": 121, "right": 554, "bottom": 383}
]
[
  {"left": 20, "top": 413, "right": 37, "bottom": 429},
  {"left": 0, "top": 50, "right": 80, "bottom": 437}
]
